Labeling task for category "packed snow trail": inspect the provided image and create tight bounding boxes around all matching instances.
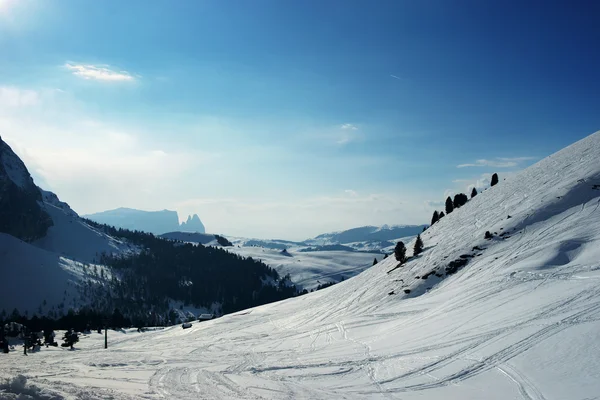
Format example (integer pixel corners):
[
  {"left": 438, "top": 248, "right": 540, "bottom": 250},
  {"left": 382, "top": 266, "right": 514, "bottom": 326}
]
[{"left": 2, "top": 131, "right": 600, "bottom": 399}]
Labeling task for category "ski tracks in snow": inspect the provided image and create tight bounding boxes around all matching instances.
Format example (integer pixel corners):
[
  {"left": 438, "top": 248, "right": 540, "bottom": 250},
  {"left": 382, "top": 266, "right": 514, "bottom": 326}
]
[{"left": 497, "top": 364, "right": 546, "bottom": 400}]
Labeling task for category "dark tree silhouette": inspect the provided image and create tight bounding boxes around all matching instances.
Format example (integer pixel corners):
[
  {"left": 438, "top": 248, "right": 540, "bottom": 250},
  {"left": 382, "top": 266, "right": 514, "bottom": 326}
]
[
  {"left": 491, "top": 173, "right": 499, "bottom": 186},
  {"left": 372, "top": 258, "right": 378, "bottom": 266},
  {"left": 453, "top": 193, "right": 468, "bottom": 209},
  {"left": 431, "top": 210, "right": 439, "bottom": 225},
  {"left": 439, "top": 211, "right": 445, "bottom": 219},
  {"left": 413, "top": 234, "right": 424, "bottom": 256},
  {"left": 394, "top": 242, "right": 407, "bottom": 264},
  {"left": 61, "top": 329, "right": 79, "bottom": 350},
  {"left": 445, "top": 197, "right": 454, "bottom": 214},
  {"left": 471, "top": 187, "right": 478, "bottom": 198}
]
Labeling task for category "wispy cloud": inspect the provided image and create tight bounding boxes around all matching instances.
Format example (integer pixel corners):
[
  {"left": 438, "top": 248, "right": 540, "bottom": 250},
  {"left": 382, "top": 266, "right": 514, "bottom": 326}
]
[
  {"left": 340, "top": 123, "right": 358, "bottom": 131},
  {"left": 65, "top": 63, "right": 135, "bottom": 82},
  {"left": 390, "top": 74, "right": 402, "bottom": 80},
  {"left": 0, "top": 86, "right": 40, "bottom": 107},
  {"left": 457, "top": 157, "right": 536, "bottom": 168},
  {"left": 337, "top": 123, "right": 361, "bottom": 144}
]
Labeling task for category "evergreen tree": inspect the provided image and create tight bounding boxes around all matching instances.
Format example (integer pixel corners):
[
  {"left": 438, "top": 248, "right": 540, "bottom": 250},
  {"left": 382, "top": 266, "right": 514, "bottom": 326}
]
[
  {"left": 431, "top": 210, "right": 439, "bottom": 225},
  {"left": 61, "top": 329, "right": 79, "bottom": 350},
  {"left": 445, "top": 197, "right": 454, "bottom": 214},
  {"left": 383, "top": 253, "right": 388, "bottom": 259},
  {"left": 394, "top": 242, "right": 406, "bottom": 264},
  {"left": 439, "top": 211, "right": 445, "bottom": 219},
  {"left": 453, "top": 193, "right": 468, "bottom": 208},
  {"left": 413, "top": 234, "right": 424, "bottom": 256},
  {"left": 491, "top": 173, "right": 499, "bottom": 186},
  {"left": 372, "top": 258, "right": 378, "bottom": 266},
  {"left": 471, "top": 187, "right": 478, "bottom": 198}
]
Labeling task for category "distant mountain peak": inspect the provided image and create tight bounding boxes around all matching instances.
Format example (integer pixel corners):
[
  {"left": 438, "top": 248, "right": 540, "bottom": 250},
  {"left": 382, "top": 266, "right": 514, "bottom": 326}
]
[{"left": 180, "top": 213, "right": 205, "bottom": 233}]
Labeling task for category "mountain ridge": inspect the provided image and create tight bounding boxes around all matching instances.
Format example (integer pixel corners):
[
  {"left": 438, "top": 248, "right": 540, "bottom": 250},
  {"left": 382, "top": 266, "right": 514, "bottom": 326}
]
[{"left": 83, "top": 208, "right": 206, "bottom": 235}]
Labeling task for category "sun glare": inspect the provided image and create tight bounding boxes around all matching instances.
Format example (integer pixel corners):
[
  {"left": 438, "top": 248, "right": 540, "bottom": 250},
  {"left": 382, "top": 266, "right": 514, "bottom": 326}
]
[{"left": 0, "top": 0, "right": 13, "bottom": 13}]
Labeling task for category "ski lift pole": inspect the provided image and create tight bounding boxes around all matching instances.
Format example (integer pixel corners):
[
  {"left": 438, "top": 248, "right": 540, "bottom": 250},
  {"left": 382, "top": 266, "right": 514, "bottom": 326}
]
[{"left": 104, "top": 318, "right": 108, "bottom": 349}]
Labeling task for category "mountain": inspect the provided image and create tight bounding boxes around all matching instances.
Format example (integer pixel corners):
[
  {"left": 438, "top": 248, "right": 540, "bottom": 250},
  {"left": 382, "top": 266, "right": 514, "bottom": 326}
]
[
  {"left": 0, "top": 137, "right": 295, "bottom": 320},
  {"left": 308, "top": 224, "right": 427, "bottom": 245},
  {"left": 2, "top": 131, "right": 598, "bottom": 398},
  {"left": 0, "top": 137, "right": 53, "bottom": 241},
  {"left": 179, "top": 214, "right": 205, "bottom": 233},
  {"left": 0, "top": 137, "right": 134, "bottom": 314},
  {"left": 84, "top": 208, "right": 206, "bottom": 235},
  {"left": 83, "top": 208, "right": 180, "bottom": 235}
]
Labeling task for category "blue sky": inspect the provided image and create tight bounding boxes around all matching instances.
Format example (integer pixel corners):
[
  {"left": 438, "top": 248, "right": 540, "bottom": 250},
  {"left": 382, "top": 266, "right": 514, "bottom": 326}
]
[{"left": 1, "top": 0, "right": 599, "bottom": 239}]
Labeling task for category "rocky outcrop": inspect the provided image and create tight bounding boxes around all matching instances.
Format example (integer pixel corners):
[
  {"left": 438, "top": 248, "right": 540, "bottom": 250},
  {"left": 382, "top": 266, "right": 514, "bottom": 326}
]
[
  {"left": 180, "top": 214, "right": 206, "bottom": 233},
  {"left": 0, "top": 137, "right": 53, "bottom": 242}
]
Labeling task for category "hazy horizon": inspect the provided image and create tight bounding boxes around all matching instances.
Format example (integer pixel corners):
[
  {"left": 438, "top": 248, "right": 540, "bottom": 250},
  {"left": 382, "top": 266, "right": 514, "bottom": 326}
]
[{"left": 2, "top": 0, "right": 599, "bottom": 239}]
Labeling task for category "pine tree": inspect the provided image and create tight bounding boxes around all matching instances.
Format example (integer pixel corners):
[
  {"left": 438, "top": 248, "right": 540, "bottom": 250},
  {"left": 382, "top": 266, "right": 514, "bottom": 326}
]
[
  {"left": 452, "top": 193, "right": 468, "bottom": 208},
  {"left": 372, "top": 258, "right": 378, "bottom": 266},
  {"left": 431, "top": 210, "right": 439, "bottom": 225},
  {"left": 413, "top": 234, "right": 424, "bottom": 256},
  {"left": 394, "top": 241, "right": 406, "bottom": 264},
  {"left": 471, "top": 187, "right": 478, "bottom": 198},
  {"left": 439, "top": 211, "right": 445, "bottom": 219},
  {"left": 491, "top": 173, "right": 499, "bottom": 186},
  {"left": 445, "top": 197, "right": 454, "bottom": 214},
  {"left": 62, "top": 329, "right": 79, "bottom": 350},
  {"left": 383, "top": 253, "right": 388, "bottom": 259}
]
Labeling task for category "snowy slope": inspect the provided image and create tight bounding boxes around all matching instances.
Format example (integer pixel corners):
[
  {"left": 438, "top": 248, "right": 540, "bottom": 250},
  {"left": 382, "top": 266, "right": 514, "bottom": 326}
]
[
  {"left": 0, "top": 139, "right": 136, "bottom": 314},
  {"left": 2, "top": 131, "right": 600, "bottom": 399},
  {"left": 33, "top": 202, "right": 134, "bottom": 264},
  {"left": 227, "top": 245, "right": 383, "bottom": 290}
]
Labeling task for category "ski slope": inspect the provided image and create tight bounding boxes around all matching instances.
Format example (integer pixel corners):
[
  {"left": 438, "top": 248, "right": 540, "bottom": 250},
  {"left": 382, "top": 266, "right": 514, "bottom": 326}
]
[{"left": 2, "top": 131, "right": 600, "bottom": 399}]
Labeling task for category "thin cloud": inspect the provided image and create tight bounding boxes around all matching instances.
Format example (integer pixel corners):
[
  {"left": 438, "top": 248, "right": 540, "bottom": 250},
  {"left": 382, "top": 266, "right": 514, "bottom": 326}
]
[
  {"left": 390, "top": 74, "right": 402, "bottom": 80},
  {"left": 337, "top": 123, "right": 360, "bottom": 144},
  {"left": 0, "top": 86, "right": 40, "bottom": 107},
  {"left": 457, "top": 157, "right": 536, "bottom": 168},
  {"left": 340, "top": 123, "right": 358, "bottom": 131},
  {"left": 65, "top": 63, "right": 135, "bottom": 82}
]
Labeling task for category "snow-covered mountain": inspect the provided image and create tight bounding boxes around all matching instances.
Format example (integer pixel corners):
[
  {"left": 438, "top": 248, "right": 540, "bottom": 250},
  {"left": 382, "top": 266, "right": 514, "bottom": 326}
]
[
  {"left": 308, "top": 224, "right": 427, "bottom": 246},
  {"left": 0, "top": 136, "right": 53, "bottom": 242},
  {"left": 83, "top": 208, "right": 206, "bottom": 235},
  {"left": 0, "top": 137, "right": 134, "bottom": 314},
  {"left": 0, "top": 137, "right": 301, "bottom": 322},
  {"left": 2, "top": 130, "right": 599, "bottom": 399}
]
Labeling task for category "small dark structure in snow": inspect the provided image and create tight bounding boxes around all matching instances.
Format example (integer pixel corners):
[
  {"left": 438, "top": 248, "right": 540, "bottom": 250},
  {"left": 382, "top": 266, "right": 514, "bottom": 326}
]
[
  {"left": 182, "top": 322, "right": 192, "bottom": 329},
  {"left": 198, "top": 314, "right": 214, "bottom": 321}
]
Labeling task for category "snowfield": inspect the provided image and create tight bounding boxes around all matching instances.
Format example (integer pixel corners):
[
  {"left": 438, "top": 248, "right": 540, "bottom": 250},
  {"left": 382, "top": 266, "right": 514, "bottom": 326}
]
[
  {"left": 2, "top": 131, "right": 600, "bottom": 399},
  {"left": 226, "top": 245, "right": 383, "bottom": 290}
]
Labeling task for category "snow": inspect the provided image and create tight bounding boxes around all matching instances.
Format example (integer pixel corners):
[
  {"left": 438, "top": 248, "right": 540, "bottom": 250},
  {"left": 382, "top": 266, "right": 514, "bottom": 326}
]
[
  {"left": 227, "top": 245, "right": 383, "bottom": 290},
  {"left": 33, "top": 203, "right": 136, "bottom": 264},
  {"left": 2, "top": 130, "right": 600, "bottom": 399},
  {"left": 0, "top": 194, "right": 133, "bottom": 314},
  {"left": 0, "top": 233, "right": 111, "bottom": 315}
]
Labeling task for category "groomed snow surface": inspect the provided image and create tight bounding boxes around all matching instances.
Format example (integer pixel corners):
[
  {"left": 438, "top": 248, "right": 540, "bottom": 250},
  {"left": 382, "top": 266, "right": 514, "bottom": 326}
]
[{"left": 2, "top": 131, "right": 600, "bottom": 399}]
